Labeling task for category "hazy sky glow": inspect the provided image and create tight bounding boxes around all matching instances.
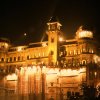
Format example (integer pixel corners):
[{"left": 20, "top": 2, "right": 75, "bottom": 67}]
[{"left": 0, "top": 0, "right": 99, "bottom": 45}]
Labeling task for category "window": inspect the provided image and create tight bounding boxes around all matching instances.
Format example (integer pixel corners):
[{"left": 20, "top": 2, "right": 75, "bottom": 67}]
[
  {"left": 74, "top": 50, "right": 76, "bottom": 55},
  {"left": 82, "top": 60, "right": 86, "bottom": 65},
  {"left": 89, "top": 72, "right": 93, "bottom": 80},
  {"left": 50, "top": 51, "right": 54, "bottom": 55},
  {"left": 39, "top": 53, "right": 40, "bottom": 57},
  {"left": 10, "top": 57, "right": 12, "bottom": 62},
  {"left": 51, "top": 82, "right": 53, "bottom": 86},
  {"left": 27, "top": 55, "right": 29, "bottom": 60},
  {"left": 18, "top": 56, "right": 20, "bottom": 61},
  {"left": 51, "top": 38, "right": 54, "bottom": 43},
  {"left": 43, "top": 52, "right": 44, "bottom": 56},
  {"left": 57, "top": 78, "right": 59, "bottom": 84},
  {"left": 6, "top": 58, "right": 8, "bottom": 62},
  {"left": 69, "top": 51, "right": 72, "bottom": 55},
  {"left": 91, "top": 50, "right": 94, "bottom": 53},
  {"left": 22, "top": 56, "right": 24, "bottom": 61},
  {"left": 1, "top": 58, "right": 4, "bottom": 62},
  {"left": 67, "top": 91, "right": 71, "bottom": 98},
  {"left": 50, "top": 24, "right": 56, "bottom": 30},
  {"left": 14, "top": 57, "right": 16, "bottom": 61}
]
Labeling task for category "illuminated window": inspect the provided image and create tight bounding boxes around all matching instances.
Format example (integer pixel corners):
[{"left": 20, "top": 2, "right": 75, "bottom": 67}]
[
  {"left": 34, "top": 54, "right": 36, "bottom": 58},
  {"left": 39, "top": 53, "right": 40, "bottom": 57},
  {"left": 74, "top": 50, "right": 77, "bottom": 55},
  {"left": 69, "top": 51, "right": 72, "bottom": 55},
  {"left": 89, "top": 48, "right": 94, "bottom": 53},
  {"left": 82, "top": 74, "right": 86, "bottom": 82},
  {"left": 91, "top": 50, "right": 94, "bottom": 53},
  {"left": 94, "top": 72, "right": 97, "bottom": 78},
  {"left": 77, "top": 50, "right": 80, "bottom": 54},
  {"left": 43, "top": 52, "right": 44, "bottom": 56},
  {"left": 89, "top": 48, "right": 93, "bottom": 53},
  {"left": 83, "top": 48, "right": 86, "bottom": 52}
]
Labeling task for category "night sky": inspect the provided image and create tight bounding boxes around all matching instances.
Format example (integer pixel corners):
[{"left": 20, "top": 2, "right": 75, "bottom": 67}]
[{"left": 0, "top": 0, "right": 100, "bottom": 45}]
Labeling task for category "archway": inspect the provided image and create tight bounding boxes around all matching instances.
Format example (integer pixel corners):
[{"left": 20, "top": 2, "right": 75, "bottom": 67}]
[{"left": 96, "top": 82, "right": 100, "bottom": 97}]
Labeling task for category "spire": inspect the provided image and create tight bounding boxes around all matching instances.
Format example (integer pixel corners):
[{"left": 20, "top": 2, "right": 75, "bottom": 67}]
[{"left": 49, "top": 16, "right": 59, "bottom": 23}]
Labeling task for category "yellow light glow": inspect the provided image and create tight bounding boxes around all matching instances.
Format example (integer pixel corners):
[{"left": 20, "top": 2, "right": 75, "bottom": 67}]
[
  {"left": 78, "top": 31, "right": 93, "bottom": 38},
  {"left": 24, "top": 33, "right": 27, "bottom": 36},
  {"left": 17, "top": 47, "right": 22, "bottom": 52},
  {"left": 20, "top": 67, "right": 24, "bottom": 75},
  {"left": 6, "top": 73, "right": 18, "bottom": 81},
  {"left": 32, "top": 66, "right": 37, "bottom": 73},
  {"left": 79, "top": 68, "right": 86, "bottom": 73},
  {"left": 60, "top": 68, "right": 85, "bottom": 76},
  {"left": 93, "top": 55, "right": 100, "bottom": 63},
  {"left": 42, "top": 66, "right": 46, "bottom": 73},
  {"left": 47, "top": 69, "right": 57, "bottom": 74},
  {"left": 5, "top": 43, "right": 9, "bottom": 48},
  {"left": 59, "top": 37, "right": 63, "bottom": 41},
  {"left": 42, "top": 42, "right": 47, "bottom": 47},
  {"left": 94, "top": 72, "right": 97, "bottom": 77}
]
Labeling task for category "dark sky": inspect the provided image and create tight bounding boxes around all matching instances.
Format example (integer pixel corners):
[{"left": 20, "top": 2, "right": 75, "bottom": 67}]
[{"left": 0, "top": 0, "right": 100, "bottom": 45}]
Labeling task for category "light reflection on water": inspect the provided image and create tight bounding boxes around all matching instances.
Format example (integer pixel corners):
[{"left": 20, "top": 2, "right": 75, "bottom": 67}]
[{"left": 0, "top": 66, "right": 46, "bottom": 100}]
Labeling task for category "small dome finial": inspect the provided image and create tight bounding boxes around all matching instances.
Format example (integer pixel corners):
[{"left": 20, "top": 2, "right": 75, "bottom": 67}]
[
  {"left": 78, "top": 25, "right": 83, "bottom": 31},
  {"left": 49, "top": 16, "right": 59, "bottom": 23}
]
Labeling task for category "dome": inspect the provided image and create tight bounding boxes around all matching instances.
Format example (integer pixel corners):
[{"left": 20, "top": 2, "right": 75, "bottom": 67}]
[
  {"left": 0, "top": 37, "right": 10, "bottom": 43},
  {"left": 0, "top": 38, "right": 10, "bottom": 51},
  {"left": 76, "top": 26, "right": 93, "bottom": 39},
  {"left": 78, "top": 30, "right": 93, "bottom": 38}
]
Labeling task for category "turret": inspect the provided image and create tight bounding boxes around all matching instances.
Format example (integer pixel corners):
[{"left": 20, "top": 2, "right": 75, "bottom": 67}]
[
  {"left": 0, "top": 38, "right": 10, "bottom": 52},
  {"left": 75, "top": 26, "right": 93, "bottom": 39}
]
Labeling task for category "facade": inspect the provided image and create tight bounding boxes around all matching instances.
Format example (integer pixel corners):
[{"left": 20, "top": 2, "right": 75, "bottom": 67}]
[{"left": 0, "top": 19, "right": 100, "bottom": 100}]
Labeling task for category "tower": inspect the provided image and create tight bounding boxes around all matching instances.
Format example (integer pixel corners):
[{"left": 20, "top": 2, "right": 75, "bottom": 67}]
[{"left": 46, "top": 17, "right": 62, "bottom": 66}]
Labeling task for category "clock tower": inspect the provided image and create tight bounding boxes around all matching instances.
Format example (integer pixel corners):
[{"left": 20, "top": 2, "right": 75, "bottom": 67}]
[{"left": 46, "top": 17, "right": 62, "bottom": 66}]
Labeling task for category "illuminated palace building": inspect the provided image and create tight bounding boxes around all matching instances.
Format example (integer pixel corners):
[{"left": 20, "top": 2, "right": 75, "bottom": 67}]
[{"left": 0, "top": 18, "right": 100, "bottom": 100}]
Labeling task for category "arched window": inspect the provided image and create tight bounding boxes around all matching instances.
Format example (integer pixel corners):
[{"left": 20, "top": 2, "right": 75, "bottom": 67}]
[
  {"left": 50, "top": 51, "right": 54, "bottom": 55},
  {"left": 27, "top": 55, "right": 29, "bottom": 60},
  {"left": 1, "top": 58, "right": 4, "bottom": 62},
  {"left": 14, "top": 57, "right": 16, "bottom": 61},
  {"left": 82, "top": 60, "right": 86, "bottom": 65},
  {"left": 51, "top": 38, "right": 54, "bottom": 43},
  {"left": 18, "top": 56, "right": 20, "bottom": 61}
]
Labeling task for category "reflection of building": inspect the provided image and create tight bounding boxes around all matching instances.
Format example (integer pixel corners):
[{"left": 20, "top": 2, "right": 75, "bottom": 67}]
[{"left": 0, "top": 18, "right": 100, "bottom": 99}]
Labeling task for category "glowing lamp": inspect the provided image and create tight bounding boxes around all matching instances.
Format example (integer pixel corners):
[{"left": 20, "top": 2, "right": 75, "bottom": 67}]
[{"left": 59, "top": 37, "right": 63, "bottom": 41}]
